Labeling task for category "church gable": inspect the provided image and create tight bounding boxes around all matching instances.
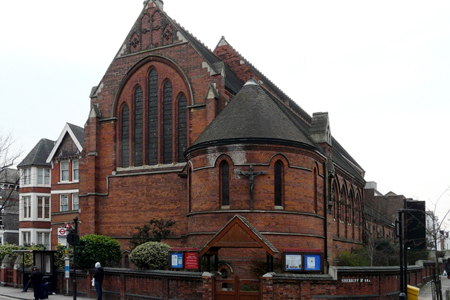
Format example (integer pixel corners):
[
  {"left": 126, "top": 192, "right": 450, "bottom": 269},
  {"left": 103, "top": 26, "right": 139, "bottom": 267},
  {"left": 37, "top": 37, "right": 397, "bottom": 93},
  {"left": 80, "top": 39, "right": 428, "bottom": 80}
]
[{"left": 119, "top": 1, "right": 185, "bottom": 56}]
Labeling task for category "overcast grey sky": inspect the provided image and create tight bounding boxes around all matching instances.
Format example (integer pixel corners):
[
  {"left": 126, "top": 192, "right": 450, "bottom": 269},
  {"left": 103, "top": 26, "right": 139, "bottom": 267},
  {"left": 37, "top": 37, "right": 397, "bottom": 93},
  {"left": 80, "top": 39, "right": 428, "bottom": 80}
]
[{"left": 1, "top": 1, "right": 449, "bottom": 224}]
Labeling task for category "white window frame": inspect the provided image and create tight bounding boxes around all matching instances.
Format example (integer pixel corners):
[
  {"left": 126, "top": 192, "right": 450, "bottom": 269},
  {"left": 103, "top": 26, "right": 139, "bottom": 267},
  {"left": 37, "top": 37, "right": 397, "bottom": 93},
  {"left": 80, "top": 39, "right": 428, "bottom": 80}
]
[
  {"left": 73, "top": 160, "right": 79, "bottom": 182},
  {"left": 60, "top": 194, "right": 69, "bottom": 212},
  {"left": 22, "top": 231, "right": 31, "bottom": 245},
  {"left": 60, "top": 161, "right": 70, "bottom": 182},
  {"left": 23, "top": 168, "right": 31, "bottom": 185},
  {"left": 38, "top": 168, "right": 44, "bottom": 184},
  {"left": 37, "top": 232, "right": 51, "bottom": 249},
  {"left": 72, "top": 193, "right": 79, "bottom": 211},
  {"left": 44, "top": 168, "right": 50, "bottom": 185},
  {"left": 37, "top": 196, "right": 50, "bottom": 220},
  {"left": 22, "top": 196, "right": 31, "bottom": 219}
]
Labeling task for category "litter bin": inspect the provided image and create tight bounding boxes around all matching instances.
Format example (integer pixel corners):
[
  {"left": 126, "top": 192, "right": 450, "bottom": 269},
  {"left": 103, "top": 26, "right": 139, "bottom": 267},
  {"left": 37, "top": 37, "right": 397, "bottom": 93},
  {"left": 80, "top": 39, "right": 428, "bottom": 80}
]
[
  {"left": 407, "top": 285, "right": 420, "bottom": 300},
  {"left": 39, "top": 282, "right": 49, "bottom": 299}
]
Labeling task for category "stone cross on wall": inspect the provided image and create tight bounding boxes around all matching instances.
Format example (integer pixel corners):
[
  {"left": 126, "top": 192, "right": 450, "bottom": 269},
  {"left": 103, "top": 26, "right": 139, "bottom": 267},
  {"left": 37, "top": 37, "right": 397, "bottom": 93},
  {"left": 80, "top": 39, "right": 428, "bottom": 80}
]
[{"left": 240, "top": 165, "right": 267, "bottom": 210}]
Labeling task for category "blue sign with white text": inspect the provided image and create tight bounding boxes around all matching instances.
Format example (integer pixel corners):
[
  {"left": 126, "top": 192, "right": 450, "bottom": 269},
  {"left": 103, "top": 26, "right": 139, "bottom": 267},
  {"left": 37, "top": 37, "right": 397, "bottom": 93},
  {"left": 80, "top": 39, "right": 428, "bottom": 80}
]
[{"left": 170, "top": 253, "right": 183, "bottom": 268}]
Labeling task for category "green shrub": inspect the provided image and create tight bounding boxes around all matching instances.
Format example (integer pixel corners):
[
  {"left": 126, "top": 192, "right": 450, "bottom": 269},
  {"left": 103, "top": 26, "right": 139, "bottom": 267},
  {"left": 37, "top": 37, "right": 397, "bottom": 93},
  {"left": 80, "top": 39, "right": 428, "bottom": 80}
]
[
  {"left": 0, "top": 243, "right": 22, "bottom": 263},
  {"left": 335, "top": 249, "right": 370, "bottom": 266},
  {"left": 0, "top": 243, "right": 45, "bottom": 268},
  {"left": 75, "top": 234, "right": 123, "bottom": 269},
  {"left": 23, "top": 244, "right": 45, "bottom": 267},
  {"left": 55, "top": 245, "right": 74, "bottom": 269},
  {"left": 129, "top": 241, "right": 170, "bottom": 270}
]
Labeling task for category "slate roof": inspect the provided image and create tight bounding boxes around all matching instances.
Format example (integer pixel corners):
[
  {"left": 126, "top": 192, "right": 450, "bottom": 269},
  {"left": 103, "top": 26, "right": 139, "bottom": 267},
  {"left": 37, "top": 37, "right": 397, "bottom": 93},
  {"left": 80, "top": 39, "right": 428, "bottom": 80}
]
[
  {"left": 167, "top": 18, "right": 244, "bottom": 95},
  {"left": 191, "top": 79, "right": 319, "bottom": 151},
  {"left": 331, "top": 138, "right": 365, "bottom": 182},
  {"left": 17, "top": 138, "right": 55, "bottom": 168},
  {"left": 68, "top": 123, "right": 84, "bottom": 147},
  {"left": 215, "top": 37, "right": 312, "bottom": 123}
]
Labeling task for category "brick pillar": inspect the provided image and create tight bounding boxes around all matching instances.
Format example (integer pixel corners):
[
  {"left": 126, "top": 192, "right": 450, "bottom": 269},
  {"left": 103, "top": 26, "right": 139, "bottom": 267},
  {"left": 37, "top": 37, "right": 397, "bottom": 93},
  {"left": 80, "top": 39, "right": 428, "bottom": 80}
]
[
  {"left": 202, "top": 272, "right": 214, "bottom": 300},
  {"left": 261, "top": 273, "right": 274, "bottom": 300},
  {"left": 1, "top": 255, "right": 11, "bottom": 286}
]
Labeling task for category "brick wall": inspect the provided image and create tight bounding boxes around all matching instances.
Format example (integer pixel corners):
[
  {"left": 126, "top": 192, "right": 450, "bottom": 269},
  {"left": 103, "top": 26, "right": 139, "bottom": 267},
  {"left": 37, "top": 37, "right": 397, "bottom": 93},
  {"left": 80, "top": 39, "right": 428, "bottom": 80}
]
[{"left": 4, "top": 260, "right": 443, "bottom": 299}]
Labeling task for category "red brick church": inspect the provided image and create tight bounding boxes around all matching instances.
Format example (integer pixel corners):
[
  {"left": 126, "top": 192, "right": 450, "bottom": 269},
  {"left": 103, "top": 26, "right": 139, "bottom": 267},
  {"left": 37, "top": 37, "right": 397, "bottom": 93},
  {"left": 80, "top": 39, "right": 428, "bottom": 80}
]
[{"left": 79, "top": 0, "right": 365, "bottom": 275}]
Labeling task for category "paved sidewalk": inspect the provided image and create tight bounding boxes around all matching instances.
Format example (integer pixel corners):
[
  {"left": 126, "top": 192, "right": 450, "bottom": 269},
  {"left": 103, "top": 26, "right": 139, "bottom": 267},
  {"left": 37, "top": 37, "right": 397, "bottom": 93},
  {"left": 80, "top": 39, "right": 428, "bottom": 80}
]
[
  {"left": 0, "top": 285, "right": 91, "bottom": 300},
  {"left": 0, "top": 276, "right": 449, "bottom": 300},
  {"left": 419, "top": 275, "right": 450, "bottom": 300}
]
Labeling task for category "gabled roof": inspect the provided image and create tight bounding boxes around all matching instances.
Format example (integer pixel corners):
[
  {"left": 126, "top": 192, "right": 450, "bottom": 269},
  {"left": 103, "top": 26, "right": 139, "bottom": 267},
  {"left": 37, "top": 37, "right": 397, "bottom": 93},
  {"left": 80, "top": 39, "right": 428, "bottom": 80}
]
[
  {"left": 190, "top": 79, "right": 320, "bottom": 153},
  {"left": 17, "top": 138, "right": 55, "bottom": 168},
  {"left": 201, "top": 215, "right": 279, "bottom": 258},
  {"left": 46, "top": 123, "right": 84, "bottom": 163},
  {"left": 158, "top": 7, "right": 244, "bottom": 94},
  {"left": 214, "top": 37, "right": 312, "bottom": 123}
]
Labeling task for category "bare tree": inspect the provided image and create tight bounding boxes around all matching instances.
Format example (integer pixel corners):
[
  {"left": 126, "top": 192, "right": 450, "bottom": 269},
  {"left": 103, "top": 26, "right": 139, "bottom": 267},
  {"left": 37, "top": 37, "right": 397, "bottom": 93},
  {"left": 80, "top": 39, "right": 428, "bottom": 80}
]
[{"left": 0, "top": 131, "right": 22, "bottom": 171}]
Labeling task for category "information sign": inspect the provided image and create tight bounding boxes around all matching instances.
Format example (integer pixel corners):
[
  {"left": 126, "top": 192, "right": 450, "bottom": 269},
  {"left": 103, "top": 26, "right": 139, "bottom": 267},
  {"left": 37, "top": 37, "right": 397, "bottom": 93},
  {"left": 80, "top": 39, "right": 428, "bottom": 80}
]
[
  {"left": 285, "top": 254, "right": 302, "bottom": 271},
  {"left": 64, "top": 257, "right": 70, "bottom": 279},
  {"left": 304, "top": 254, "right": 321, "bottom": 271},
  {"left": 184, "top": 252, "right": 199, "bottom": 269},
  {"left": 58, "top": 227, "right": 67, "bottom": 236},
  {"left": 170, "top": 253, "right": 183, "bottom": 268}
]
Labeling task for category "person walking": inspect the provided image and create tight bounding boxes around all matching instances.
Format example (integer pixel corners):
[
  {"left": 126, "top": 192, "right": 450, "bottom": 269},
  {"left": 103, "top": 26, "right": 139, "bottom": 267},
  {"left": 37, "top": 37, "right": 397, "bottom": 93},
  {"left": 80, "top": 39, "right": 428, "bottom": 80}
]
[
  {"left": 30, "top": 266, "right": 43, "bottom": 300},
  {"left": 94, "top": 262, "right": 104, "bottom": 300},
  {"left": 22, "top": 274, "right": 31, "bottom": 292}
]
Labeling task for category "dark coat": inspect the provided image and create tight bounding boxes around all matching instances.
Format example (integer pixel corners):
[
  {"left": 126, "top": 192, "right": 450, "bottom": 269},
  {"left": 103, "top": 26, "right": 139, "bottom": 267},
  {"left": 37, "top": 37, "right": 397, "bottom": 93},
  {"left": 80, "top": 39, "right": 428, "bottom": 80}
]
[
  {"left": 94, "top": 267, "right": 104, "bottom": 283},
  {"left": 30, "top": 269, "right": 43, "bottom": 285}
]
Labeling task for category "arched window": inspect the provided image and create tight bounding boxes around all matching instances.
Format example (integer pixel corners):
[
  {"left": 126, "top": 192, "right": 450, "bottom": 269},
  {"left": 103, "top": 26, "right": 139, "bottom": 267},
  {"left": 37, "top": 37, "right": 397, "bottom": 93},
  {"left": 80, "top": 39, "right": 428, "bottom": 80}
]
[
  {"left": 134, "top": 86, "right": 144, "bottom": 166},
  {"left": 121, "top": 105, "right": 130, "bottom": 168},
  {"left": 331, "top": 180, "right": 337, "bottom": 217},
  {"left": 274, "top": 161, "right": 283, "bottom": 207},
  {"left": 348, "top": 192, "right": 354, "bottom": 224},
  {"left": 148, "top": 69, "right": 158, "bottom": 165},
  {"left": 118, "top": 60, "right": 190, "bottom": 168},
  {"left": 340, "top": 188, "right": 345, "bottom": 220},
  {"left": 162, "top": 81, "right": 173, "bottom": 164},
  {"left": 177, "top": 94, "right": 187, "bottom": 162},
  {"left": 221, "top": 161, "right": 230, "bottom": 207}
]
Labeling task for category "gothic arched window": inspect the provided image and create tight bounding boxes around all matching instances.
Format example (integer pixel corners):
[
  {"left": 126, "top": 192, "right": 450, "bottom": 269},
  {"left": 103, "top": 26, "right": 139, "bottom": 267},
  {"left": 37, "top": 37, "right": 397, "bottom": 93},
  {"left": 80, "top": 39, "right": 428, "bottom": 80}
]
[
  {"left": 121, "top": 105, "right": 130, "bottom": 168},
  {"left": 118, "top": 59, "right": 190, "bottom": 168},
  {"left": 134, "top": 86, "right": 144, "bottom": 166},
  {"left": 274, "top": 161, "right": 283, "bottom": 207},
  {"left": 162, "top": 81, "right": 173, "bottom": 164},
  {"left": 177, "top": 94, "right": 187, "bottom": 162},
  {"left": 148, "top": 69, "right": 158, "bottom": 165},
  {"left": 221, "top": 161, "right": 230, "bottom": 207}
]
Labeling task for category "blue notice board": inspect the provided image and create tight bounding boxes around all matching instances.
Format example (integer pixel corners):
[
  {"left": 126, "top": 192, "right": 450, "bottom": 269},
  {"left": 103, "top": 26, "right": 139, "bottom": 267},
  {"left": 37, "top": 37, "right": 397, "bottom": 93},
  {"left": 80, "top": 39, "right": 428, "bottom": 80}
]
[
  {"left": 170, "top": 252, "right": 183, "bottom": 268},
  {"left": 304, "top": 254, "right": 321, "bottom": 271}
]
